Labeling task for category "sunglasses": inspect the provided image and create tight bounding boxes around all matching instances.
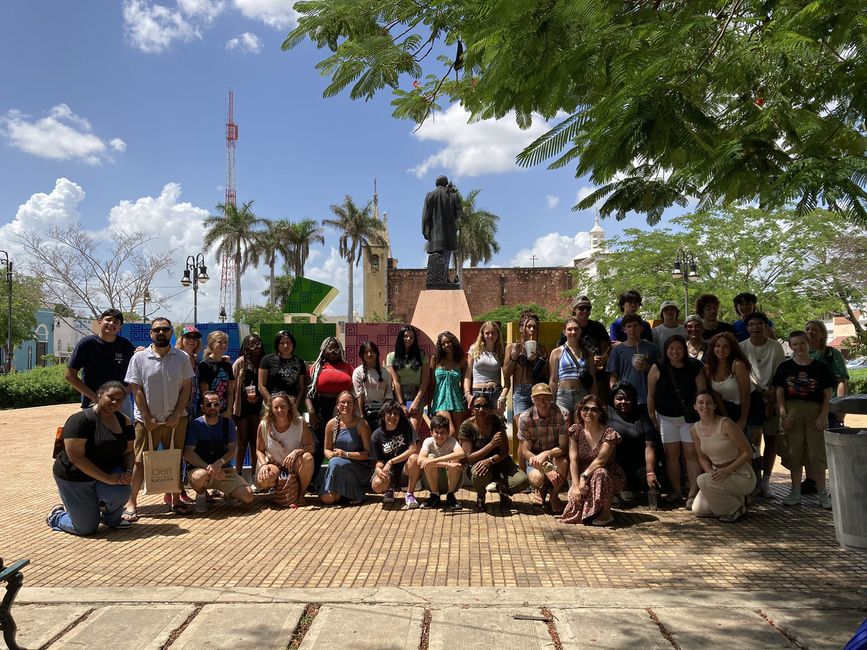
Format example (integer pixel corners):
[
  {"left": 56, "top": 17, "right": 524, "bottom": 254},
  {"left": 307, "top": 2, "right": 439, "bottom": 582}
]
[
  {"left": 151, "top": 326, "right": 172, "bottom": 333},
  {"left": 203, "top": 401, "right": 221, "bottom": 407},
  {"left": 472, "top": 402, "right": 491, "bottom": 409},
  {"left": 580, "top": 406, "right": 603, "bottom": 414},
  {"left": 575, "top": 306, "right": 592, "bottom": 312}
]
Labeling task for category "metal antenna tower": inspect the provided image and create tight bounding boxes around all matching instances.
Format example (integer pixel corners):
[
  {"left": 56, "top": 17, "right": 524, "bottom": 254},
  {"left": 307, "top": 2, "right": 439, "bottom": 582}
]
[{"left": 219, "top": 90, "right": 238, "bottom": 318}]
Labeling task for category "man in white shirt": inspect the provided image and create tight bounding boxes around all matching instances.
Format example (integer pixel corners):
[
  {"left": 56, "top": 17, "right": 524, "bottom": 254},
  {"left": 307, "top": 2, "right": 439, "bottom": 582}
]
[{"left": 740, "top": 312, "right": 785, "bottom": 498}]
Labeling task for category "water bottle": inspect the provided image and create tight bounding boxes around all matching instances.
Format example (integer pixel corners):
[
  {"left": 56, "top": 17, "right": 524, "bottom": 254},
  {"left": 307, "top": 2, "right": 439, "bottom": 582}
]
[{"left": 647, "top": 486, "right": 658, "bottom": 511}]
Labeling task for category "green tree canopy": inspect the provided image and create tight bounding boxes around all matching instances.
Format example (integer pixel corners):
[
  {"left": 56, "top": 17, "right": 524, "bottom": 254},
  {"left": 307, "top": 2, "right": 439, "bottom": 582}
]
[
  {"left": 233, "top": 304, "right": 286, "bottom": 331},
  {"left": 476, "top": 303, "right": 557, "bottom": 324},
  {"left": 574, "top": 207, "right": 863, "bottom": 334},
  {"left": 285, "top": 1, "right": 866, "bottom": 224},
  {"left": 1, "top": 274, "right": 44, "bottom": 354},
  {"left": 457, "top": 189, "right": 501, "bottom": 279}
]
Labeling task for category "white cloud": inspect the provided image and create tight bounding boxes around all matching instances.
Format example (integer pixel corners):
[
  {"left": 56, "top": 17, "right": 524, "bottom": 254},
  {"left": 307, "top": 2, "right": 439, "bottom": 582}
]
[
  {"left": 2, "top": 104, "right": 126, "bottom": 165},
  {"left": 546, "top": 195, "right": 559, "bottom": 209},
  {"left": 410, "top": 104, "right": 550, "bottom": 178},
  {"left": 226, "top": 32, "right": 263, "bottom": 53},
  {"left": 510, "top": 231, "right": 592, "bottom": 267},
  {"left": 0, "top": 178, "right": 84, "bottom": 249},
  {"left": 233, "top": 0, "right": 298, "bottom": 29},
  {"left": 576, "top": 185, "right": 596, "bottom": 205},
  {"left": 177, "top": 0, "right": 226, "bottom": 21},
  {"left": 122, "top": 0, "right": 201, "bottom": 53}
]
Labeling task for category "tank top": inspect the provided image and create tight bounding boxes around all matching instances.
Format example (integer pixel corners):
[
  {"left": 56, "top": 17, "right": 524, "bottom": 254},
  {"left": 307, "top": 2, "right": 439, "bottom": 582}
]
[
  {"left": 711, "top": 373, "right": 741, "bottom": 404},
  {"left": 558, "top": 345, "right": 585, "bottom": 381},
  {"left": 472, "top": 350, "right": 501, "bottom": 385},
  {"left": 695, "top": 417, "right": 739, "bottom": 466},
  {"left": 265, "top": 417, "right": 304, "bottom": 462}
]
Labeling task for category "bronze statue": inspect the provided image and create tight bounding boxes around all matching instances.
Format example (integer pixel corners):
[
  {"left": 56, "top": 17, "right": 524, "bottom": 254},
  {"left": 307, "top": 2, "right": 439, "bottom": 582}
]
[{"left": 422, "top": 175, "right": 462, "bottom": 289}]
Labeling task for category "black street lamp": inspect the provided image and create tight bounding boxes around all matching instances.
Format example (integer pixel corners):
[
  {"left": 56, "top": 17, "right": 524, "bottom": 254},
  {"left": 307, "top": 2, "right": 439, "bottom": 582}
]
[
  {"left": 672, "top": 248, "right": 699, "bottom": 316},
  {"left": 180, "top": 254, "right": 209, "bottom": 323},
  {"left": 0, "top": 250, "right": 11, "bottom": 374},
  {"left": 219, "top": 307, "right": 227, "bottom": 323},
  {"left": 142, "top": 288, "right": 150, "bottom": 324}
]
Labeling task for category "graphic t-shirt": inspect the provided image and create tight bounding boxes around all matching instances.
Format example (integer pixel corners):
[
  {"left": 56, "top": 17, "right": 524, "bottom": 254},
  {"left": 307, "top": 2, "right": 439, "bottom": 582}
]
[
  {"left": 370, "top": 422, "right": 418, "bottom": 464},
  {"left": 260, "top": 353, "right": 308, "bottom": 397},
  {"left": 67, "top": 335, "right": 135, "bottom": 407},
  {"left": 773, "top": 359, "right": 834, "bottom": 403},
  {"left": 198, "top": 358, "right": 234, "bottom": 412}
]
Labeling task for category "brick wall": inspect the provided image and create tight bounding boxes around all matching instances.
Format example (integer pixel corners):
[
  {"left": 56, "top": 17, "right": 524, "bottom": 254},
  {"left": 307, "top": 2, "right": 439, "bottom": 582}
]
[{"left": 387, "top": 267, "right": 575, "bottom": 322}]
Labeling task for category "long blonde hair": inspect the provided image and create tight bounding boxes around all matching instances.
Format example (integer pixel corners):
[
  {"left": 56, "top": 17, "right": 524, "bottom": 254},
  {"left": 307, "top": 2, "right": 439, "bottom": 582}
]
[
  {"left": 263, "top": 392, "right": 298, "bottom": 432},
  {"left": 470, "top": 321, "right": 504, "bottom": 363},
  {"left": 202, "top": 330, "right": 228, "bottom": 361}
]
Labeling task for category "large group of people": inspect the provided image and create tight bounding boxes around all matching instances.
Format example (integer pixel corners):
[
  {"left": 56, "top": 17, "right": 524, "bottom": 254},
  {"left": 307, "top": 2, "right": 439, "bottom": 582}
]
[{"left": 48, "top": 289, "right": 848, "bottom": 535}]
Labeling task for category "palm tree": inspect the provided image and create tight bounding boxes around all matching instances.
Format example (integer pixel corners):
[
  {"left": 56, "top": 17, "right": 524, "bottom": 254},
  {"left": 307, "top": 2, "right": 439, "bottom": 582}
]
[
  {"left": 246, "top": 218, "right": 293, "bottom": 306},
  {"left": 323, "top": 195, "right": 386, "bottom": 323},
  {"left": 456, "top": 189, "right": 501, "bottom": 282},
  {"left": 286, "top": 218, "right": 325, "bottom": 279},
  {"left": 203, "top": 201, "right": 264, "bottom": 312}
]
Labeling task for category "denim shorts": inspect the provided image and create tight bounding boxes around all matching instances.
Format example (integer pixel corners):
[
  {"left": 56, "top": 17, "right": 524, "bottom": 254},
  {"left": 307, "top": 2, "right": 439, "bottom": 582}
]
[
  {"left": 556, "top": 387, "right": 588, "bottom": 415},
  {"left": 513, "top": 384, "right": 533, "bottom": 416}
]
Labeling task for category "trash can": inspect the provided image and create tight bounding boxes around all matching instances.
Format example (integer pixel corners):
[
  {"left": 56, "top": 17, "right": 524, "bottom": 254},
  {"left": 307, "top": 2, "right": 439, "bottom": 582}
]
[{"left": 824, "top": 427, "right": 867, "bottom": 550}]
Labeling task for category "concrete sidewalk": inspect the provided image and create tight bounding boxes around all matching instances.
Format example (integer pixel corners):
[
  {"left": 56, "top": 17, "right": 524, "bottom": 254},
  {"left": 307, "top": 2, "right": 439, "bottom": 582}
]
[{"left": 13, "top": 587, "right": 867, "bottom": 649}]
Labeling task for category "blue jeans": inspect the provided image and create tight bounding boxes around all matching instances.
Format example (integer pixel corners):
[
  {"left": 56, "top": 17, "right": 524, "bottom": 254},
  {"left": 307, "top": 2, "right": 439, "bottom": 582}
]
[
  {"left": 49, "top": 472, "right": 131, "bottom": 536},
  {"left": 513, "top": 384, "right": 533, "bottom": 417}
]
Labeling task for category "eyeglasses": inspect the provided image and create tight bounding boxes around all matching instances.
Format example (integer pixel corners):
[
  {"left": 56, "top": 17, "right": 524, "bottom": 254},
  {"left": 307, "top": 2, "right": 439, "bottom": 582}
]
[
  {"left": 472, "top": 403, "right": 491, "bottom": 409},
  {"left": 151, "top": 326, "right": 171, "bottom": 333},
  {"left": 203, "top": 401, "right": 221, "bottom": 407},
  {"left": 337, "top": 400, "right": 354, "bottom": 406},
  {"left": 580, "top": 406, "right": 603, "bottom": 414},
  {"left": 575, "top": 306, "right": 591, "bottom": 312}
]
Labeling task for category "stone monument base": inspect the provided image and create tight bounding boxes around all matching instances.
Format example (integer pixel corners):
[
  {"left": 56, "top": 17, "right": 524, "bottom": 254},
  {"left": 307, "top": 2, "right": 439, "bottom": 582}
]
[
  {"left": 411, "top": 289, "right": 472, "bottom": 343},
  {"left": 425, "top": 251, "right": 460, "bottom": 290}
]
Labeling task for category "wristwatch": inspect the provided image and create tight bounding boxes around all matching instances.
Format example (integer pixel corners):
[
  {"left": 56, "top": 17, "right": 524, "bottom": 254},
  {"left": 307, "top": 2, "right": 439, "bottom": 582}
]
[{"left": 580, "top": 473, "right": 589, "bottom": 481}]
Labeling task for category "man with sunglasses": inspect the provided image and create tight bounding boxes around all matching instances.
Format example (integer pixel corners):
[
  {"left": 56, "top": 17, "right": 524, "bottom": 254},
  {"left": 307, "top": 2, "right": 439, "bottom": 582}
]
[
  {"left": 122, "top": 317, "right": 196, "bottom": 520},
  {"left": 459, "top": 394, "right": 529, "bottom": 511}
]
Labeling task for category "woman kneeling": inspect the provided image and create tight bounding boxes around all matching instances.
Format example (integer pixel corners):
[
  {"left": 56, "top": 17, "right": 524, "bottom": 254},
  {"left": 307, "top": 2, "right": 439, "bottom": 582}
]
[
  {"left": 317, "top": 390, "right": 374, "bottom": 505},
  {"left": 690, "top": 391, "right": 755, "bottom": 522},
  {"left": 47, "top": 381, "right": 135, "bottom": 535},
  {"left": 256, "top": 393, "right": 315, "bottom": 499}
]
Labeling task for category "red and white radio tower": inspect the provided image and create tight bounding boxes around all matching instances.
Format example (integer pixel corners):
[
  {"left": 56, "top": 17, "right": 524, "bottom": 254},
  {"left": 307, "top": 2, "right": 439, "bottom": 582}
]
[{"left": 219, "top": 90, "right": 238, "bottom": 318}]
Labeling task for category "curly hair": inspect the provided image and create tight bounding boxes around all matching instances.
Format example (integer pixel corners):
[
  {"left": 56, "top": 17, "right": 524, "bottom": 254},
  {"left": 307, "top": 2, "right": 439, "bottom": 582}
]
[
  {"left": 263, "top": 392, "right": 298, "bottom": 432},
  {"left": 435, "top": 331, "right": 464, "bottom": 364},
  {"left": 704, "top": 332, "right": 752, "bottom": 376},
  {"left": 575, "top": 394, "right": 608, "bottom": 427},
  {"left": 307, "top": 337, "right": 347, "bottom": 399},
  {"left": 618, "top": 289, "right": 643, "bottom": 312}
]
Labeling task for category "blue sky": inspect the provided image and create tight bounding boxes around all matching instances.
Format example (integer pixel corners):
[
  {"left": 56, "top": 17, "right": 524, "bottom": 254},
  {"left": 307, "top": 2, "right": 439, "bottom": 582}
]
[{"left": 0, "top": 1, "right": 675, "bottom": 322}]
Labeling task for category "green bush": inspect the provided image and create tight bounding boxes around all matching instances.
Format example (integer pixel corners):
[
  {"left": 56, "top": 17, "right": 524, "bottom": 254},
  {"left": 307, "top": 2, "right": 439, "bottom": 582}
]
[
  {"left": 0, "top": 364, "right": 79, "bottom": 409},
  {"left": 848, "top": 368, "right": 867, "bottom": 395}
]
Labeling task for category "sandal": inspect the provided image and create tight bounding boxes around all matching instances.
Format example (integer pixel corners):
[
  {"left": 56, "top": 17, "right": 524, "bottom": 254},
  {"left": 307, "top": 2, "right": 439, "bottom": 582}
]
[
  {"left": 530, "top": 488, "right": 545, "bottom": 507},
  {"left": 121, "top": 509, "right": 139, "bottom": 522},
  {"left": 719, "top": 504, "right": 746, "bottom": 523},
  {"left": 169, "top": 502, "right": 193, "bottom": 515}
]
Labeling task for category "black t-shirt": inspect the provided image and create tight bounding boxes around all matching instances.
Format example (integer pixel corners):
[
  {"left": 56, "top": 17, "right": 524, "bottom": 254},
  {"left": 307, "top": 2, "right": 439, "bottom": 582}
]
[
  {"left": 773, "top": 358, "right": 834, "bottom": 403},
  {"left": 53, "top": 409, "right": 134, "bottom": 482},
  {"left": 198, "top": 358, "right": 234, "bottom": 412},
  {"left": 652, "top": 357, "right": 703, "bottom": 421},
  {"left": 458, "top": 415, "right": 507, "bottom": 453},
  {"left": 369, "top": 422, "right": 418, "bottom": 464},
  {"left": 702, "top": 321, "right": 736, "bottom": 340},
  {"left": 260, "top": 354, "right": 307, "bottom": 397},
  {"left": 607, "top": 406, "right": 657, "bottom": 444},
  {"left": 67, "top": 335, "right": 135, "bottom": 407}
]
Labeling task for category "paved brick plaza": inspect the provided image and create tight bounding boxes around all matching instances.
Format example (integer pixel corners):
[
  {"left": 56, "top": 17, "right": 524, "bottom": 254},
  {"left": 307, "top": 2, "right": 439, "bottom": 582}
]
[{"left": 3, "top": 404, "right": 866, "bottom": 592}]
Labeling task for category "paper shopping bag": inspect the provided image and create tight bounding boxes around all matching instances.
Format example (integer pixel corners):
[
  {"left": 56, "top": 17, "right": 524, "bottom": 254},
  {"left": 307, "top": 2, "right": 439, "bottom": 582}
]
[{"left": 143, "top": 428, "right": 182, "bottom": 495}]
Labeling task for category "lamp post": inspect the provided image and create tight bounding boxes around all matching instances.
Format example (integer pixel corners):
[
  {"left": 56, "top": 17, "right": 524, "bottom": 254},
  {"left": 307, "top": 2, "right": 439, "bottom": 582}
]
[
  {"left": 219, "top": 307, "right": 227, "bottom": 323},
  {"left": 0, "top": 251, "right": 11, "bottom": 374},
  {"left": 142, "top": 288, "right": 150, "bottom": 324},
  {"left": 672, "top": 248, "right": 699, "bottom": 316},
  {"left": 180, "top": 254, "right": 209, "bottom": 324}
]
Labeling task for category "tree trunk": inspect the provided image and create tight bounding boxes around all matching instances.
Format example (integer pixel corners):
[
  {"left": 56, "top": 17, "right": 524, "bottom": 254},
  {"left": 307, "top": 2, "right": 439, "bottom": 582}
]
[
  {"left": 269, "top": 259, "right": 276, "bottom": 306},
  {"left": 841, "top": 295, "right": 864, "bottom": 333},
  {"left": 347, "top": 256, "right": 355, "bottom": 323},
  {"left": 234, "top": 250, "right": 242, "bottom": 315}
]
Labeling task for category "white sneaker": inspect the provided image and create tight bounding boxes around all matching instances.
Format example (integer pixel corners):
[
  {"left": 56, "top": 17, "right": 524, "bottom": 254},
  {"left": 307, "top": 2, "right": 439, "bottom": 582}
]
[
  {"left": 782, "top": 489, "right": 802, "bottom": 506},
  {"left": 819, "top": 491, "right": 832, "bottom": 510},
  {"left": 485, "top": 482, "right": 498, "bottom": 493}
]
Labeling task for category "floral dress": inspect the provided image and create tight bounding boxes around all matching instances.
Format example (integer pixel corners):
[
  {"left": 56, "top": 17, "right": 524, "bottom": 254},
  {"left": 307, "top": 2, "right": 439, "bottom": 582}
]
[{"left": 561, "top": 426, "right": 625, "bottom": 524}]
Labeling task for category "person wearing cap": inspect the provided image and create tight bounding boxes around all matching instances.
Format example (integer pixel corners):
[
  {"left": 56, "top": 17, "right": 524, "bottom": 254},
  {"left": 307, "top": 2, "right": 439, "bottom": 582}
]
[
  {"left": 732, "top": 292, "right": 775, "bottom": 342},
  {"left": 122, "top": 316, "right": 196, "bottom": 520},
  {"left": 65, "top": 308, "right": 136, "bottom": 418},
  {"left": 176, "top": 325, "right": 203, "bottom": 419},
  {"left": 652, "top": 301, "right": 686, "bottom": 350},
  {"left": 684, "top": 315, "right": 707, "bottom": 361},
  {"left": 609, "top": 289, "right": 653, "bottom": 344},
  {"left": 517, "top": 383, "right": 570, "bottom": 513}
]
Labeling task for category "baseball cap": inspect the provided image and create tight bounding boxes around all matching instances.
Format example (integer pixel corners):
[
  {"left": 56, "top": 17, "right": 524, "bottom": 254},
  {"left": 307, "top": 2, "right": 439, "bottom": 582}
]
[
  {"left": 181, "top": 325, "right": 201, "bottom": 338},
  {"left": 571, "top": 295, "right": 592, "bottom": 309},
  {"left": 531, "top": 383, "right": 553, "bottom": 398}
]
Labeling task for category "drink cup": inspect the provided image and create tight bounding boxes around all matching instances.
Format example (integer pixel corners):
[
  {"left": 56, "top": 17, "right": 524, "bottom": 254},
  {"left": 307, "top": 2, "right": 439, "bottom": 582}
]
[
  {"left": 245, "top": 385, "right": 257, "bottom": 402},
  {"left": 631, "top": 353, "right": 646, "bottom": 370},
  {"left": 523, "top": 340, "right": 537, "bottom": 357}
]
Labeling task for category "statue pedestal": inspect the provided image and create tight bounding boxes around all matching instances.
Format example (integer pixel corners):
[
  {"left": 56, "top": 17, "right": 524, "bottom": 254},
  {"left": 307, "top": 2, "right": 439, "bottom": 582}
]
[{"left": 411, "top": 290, "right": 472, "bottom": 343}]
